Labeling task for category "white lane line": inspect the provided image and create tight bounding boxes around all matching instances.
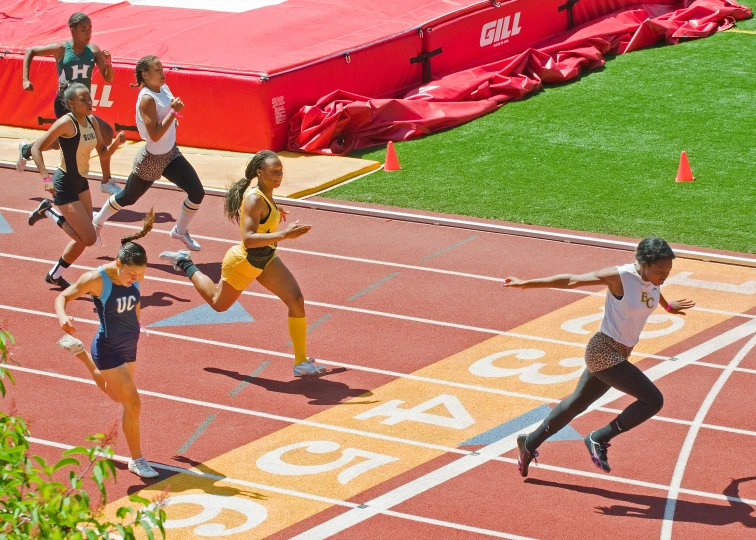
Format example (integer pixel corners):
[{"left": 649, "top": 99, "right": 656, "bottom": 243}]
[
  {"left": 12, "top": 344, "right": 756, "bottom": 525},
  {"left": 7, "top": 363, "right": 468, "bottom": 456},
  {"left": 0, "top": 252, "right": 675, "bottom": 359},
  {"left": 27, "top": 437, "right": 532, "bottom": 540},
  {"left": 692, "top": 360, "right": 756, "bottom": 375},
  {"left": 1, "top": 205, "right": 754, "bottom": 315},
  {"left": 271, "top": 198, "right": 756, "bottom": 269},
  {"left": 291, "top": 319, "right": 756, "bottom": 539},
  {"left": 5, "top": 303, "right": 756, "bottom": 438},
  {"left": 494, "top": 455, "right": 756, "bottom": 506},
  {"left": 660, "top": 333, "right": 756, "bottom": 540}
]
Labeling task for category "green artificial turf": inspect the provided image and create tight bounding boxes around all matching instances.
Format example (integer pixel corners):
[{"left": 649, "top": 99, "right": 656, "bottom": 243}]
[{"left": 332, "top": 3, "right": 756, "bottom": 253}]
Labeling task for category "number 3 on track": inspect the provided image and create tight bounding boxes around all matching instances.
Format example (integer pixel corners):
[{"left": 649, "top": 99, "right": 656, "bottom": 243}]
[{"left": 469, "top": 349, "right": 584, "bottom": 384}]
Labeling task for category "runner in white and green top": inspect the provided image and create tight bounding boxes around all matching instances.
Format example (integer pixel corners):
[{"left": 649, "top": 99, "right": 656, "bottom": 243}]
[{"left": 17, "top": 12, "right": 122, "bottom": 196}]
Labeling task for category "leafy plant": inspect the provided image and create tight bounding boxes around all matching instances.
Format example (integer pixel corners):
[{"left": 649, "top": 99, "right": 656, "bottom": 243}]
[{"left": 0, "top": 328, "right": 166, "bottom": 539}]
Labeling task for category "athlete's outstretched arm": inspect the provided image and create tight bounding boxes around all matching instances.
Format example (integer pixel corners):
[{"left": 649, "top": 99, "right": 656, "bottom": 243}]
[
  {"left": 659, "top": 294, "right": 695, "bottom": 315},
  {"left": 22, "top": 43, "right": 65, "bottom": 91},
  {"left": 54, "top": 271, "right": 102, "bottom": 334},
  {"left": 504, "top": 266, "right": 623, "bottom": 295}
]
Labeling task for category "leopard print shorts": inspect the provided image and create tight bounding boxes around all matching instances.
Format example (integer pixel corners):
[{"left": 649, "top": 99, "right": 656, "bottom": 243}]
[
  {"left": 132, "top": 145, "right": 181, "bottom": 182},
  {"left": 585, "top": 332, "right": 633, "bottom": 373}
]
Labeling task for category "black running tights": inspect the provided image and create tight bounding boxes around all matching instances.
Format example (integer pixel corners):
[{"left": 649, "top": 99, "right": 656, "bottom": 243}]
[
  {"left": 526, "top": 361, "right": 663, "bottom": 451},
  {"left": 114, "top": 155, "right": 205, "bottom": 207}
]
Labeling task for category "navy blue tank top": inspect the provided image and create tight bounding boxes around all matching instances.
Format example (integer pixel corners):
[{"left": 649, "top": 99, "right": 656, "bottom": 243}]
[{"left": 92, "top": 267, "right": 140, "bottom": 338}]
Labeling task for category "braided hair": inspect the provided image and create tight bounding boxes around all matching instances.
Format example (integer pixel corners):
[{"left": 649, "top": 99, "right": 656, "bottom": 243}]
[
  {"left": 224, "top": 150, "right": 278, "bottom": 223},
  {"left": 68, "top": 12, "right": 91, "bottom": 29},
  {"left": 117, "top": 208, "right": 155, "bottom": 266},
  {"left": 131, "top": 55, "right": 159, "bottom": 88}
]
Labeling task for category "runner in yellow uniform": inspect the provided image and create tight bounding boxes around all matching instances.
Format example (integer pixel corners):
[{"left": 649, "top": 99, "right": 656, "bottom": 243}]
[{"left": 160, "top": 150, "right": 327, "bottom": 377}]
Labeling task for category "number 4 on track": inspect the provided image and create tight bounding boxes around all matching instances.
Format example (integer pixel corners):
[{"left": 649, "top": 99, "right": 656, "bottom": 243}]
[{"left": 354, "top": 394, "right": 475, "bottom": 429}]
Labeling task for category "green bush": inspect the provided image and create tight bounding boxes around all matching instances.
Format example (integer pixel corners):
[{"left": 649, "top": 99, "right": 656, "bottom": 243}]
[{"left": 0, "top": 328, "right": 166, "bottom": 539}]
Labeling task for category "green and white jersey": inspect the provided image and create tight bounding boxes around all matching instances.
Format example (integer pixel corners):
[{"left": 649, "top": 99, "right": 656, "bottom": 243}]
[{"left": 57, "top": 41, "right": 96, "bottom": 90}]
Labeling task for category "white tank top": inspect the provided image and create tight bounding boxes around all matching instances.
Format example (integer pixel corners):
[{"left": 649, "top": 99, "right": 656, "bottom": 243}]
[
  {"left": 136, "top": 84, "right": 176, "bottom": 155},
  {"left": 599, "top": 263, "right": 660, "bottom": 347}
]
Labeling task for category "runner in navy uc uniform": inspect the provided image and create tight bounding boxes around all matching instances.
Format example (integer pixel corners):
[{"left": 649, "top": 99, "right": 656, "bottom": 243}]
[{"left": 54, "top": 210, "right": 159, "bottom": 478}]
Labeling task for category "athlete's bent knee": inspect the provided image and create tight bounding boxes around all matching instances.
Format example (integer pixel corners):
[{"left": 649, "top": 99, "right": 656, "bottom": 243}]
[
  {"left": 80, "top": 231, "right": 98, "bottom": 247},
  {"left": 187, "top": 185, "right": 205, "bottom": 206},
  {"left": 115, "top": 187, "right": 142, "bottom": 208},
  {"left": 121, "top": 391, "right": 141, "bottom": 412},
  {"left": 644, "top": 387, "right": 664, "bottom": 416}
]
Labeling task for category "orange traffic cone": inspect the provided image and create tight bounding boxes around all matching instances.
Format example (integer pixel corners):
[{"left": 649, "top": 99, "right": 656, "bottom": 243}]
[
  {"left": 675, "top": 151, "right": 694, "bottom": 182},
  {"left": 384, "top": 141, "right": 401, "bottom": 171}
]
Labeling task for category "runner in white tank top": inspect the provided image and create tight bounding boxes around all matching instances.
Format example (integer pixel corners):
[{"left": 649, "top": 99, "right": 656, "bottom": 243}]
[
  {"left": 136, "top": 83, "right": 176, "bottom": 154},
  {"left": 92, "top": 55, "right": 205, "bottom": 251},
  {"left": 502, "top": 237, "right": 695, "bottom": 476}
]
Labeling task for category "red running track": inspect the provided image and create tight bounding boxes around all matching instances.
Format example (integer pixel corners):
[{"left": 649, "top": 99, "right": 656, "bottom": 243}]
[{"left": 0, "top": 166, "right": 755, "bottom": 539}]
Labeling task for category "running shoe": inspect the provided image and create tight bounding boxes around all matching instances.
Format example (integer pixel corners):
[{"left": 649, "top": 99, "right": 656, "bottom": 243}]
[
  {"left": 158, "top": 249, "right": 191, "bottom": 271},
  {"left": 516, "top": 434, "right": 539, "bottom": 477},
  {"left": 45, "top": 272, "right": 71, "bottom": 290},
  {"left": 28, "top": 199, "right": 52, "bottom": 226},
  {"left": 16, "top": 141, "right": 28, "bottom": 172},
  {"left": 100, "top": 180, "right": 123, "bottom": 196},
  {"left": 293, "top": 358, "right": 328, "bottom": 377},
  {"left": 585, "top": 432, "right": 611, "bottom": 472},
  {"left": 128, "top": 457, "right": 159, "bottom": 479},
  {"left": 170, "top": 226, "right": 201, "bottom": 251},
  {"left": 57, "top": 334, "right": 85, "bottom": 356}
]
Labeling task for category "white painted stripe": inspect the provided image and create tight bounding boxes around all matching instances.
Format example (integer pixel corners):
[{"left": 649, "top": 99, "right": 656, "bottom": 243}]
[
  {"left": 494, "top": 456, "right": 756, "bottom": 506},
  {"left": 6, "top": 363, "right": 469, "bottom": 456},
  {"left": 692, "top": 360, "right": 756, "bottom": 375},
  {"left": 292, "top": 319, "right": 756, "bottom": 539},
  {"left": 0, "top": 252, "right": 677, "bottom": 358},
  {"left": 25, "top": 435, "right": 534, "bottom": 539},
  {"left": 269, "top": 199, "right": 756, "bottom": 268},
  {"left": 28, "top": 432, "right": 755, "bottom": 540},
  {"left": 1, "top": 205, "right": 753, "bottom": 313},
  {"left": 5, "top": 304, "right": 756, "bottom": 439},
  {"left": 659, "top": 333, "right": 756, "bottom": 539},
  {"left": 3, "top": 177, "right": 754, "bottom": 267}
]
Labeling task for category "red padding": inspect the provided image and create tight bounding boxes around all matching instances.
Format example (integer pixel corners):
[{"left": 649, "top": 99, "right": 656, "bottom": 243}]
[{"left": 288, "top": 0, "right": 752, "bottom": 154}]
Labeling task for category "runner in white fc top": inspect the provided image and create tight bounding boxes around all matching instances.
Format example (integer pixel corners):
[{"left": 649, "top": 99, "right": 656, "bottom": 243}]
[{"left": 504, "top": 237, "right": 695, "bottom": 476}]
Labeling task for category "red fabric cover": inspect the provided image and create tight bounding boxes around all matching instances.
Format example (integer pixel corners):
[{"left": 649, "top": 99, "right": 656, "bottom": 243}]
[{"left": 288, "top": 0, "right": 751, "bottom": 154}]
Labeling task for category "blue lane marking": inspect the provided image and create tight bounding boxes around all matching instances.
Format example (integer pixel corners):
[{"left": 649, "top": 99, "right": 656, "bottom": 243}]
[
  {"left": 148, "top": 301, "right": 254, "bottom": 328},
  {"left": 459, "top": 404, "right": 583, "bottom": 447}
]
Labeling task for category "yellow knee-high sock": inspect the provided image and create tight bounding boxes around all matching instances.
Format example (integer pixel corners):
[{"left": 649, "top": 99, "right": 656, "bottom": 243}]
[{"left": 288, "top": 317, "right": 308, "bottom": 365}]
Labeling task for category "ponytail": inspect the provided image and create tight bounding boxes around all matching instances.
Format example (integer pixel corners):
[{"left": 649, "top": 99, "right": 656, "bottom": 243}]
[
  {"left": 118, "top": 208, "right": 155, "bottom": 266},
  {"left": 224, "top": 150, "right": 277, "bottom": 223}
]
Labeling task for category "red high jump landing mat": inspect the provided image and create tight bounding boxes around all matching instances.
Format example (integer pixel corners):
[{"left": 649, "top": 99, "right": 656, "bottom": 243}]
[{"left": 0, "top": 0, "right": 750, "bottom": 153}]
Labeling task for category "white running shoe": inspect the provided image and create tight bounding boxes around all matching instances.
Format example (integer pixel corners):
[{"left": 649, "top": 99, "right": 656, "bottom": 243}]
[
  {"left": 159, "top": 249, "right": 191, "bottom": 271},
  {"left": 170, "top": 226, "right": 201, "bottom": 251},
  {"left": 16, "top": 141, "right": 27, "bottom": 172},
  {"left": 57, "top": 334, "right": 85, "bottom": 356},
  {"left": 93, "top": 222, "right": 104, "bottom": 246},
  {"left": 128, "top": 457, "right": 159, "bottom": 479},
  {"left": 100, "top": 180, "right": 123, "bottom": 196},
  {"left": 293, "top": 358, "right": 328, "bottom": 377}
]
